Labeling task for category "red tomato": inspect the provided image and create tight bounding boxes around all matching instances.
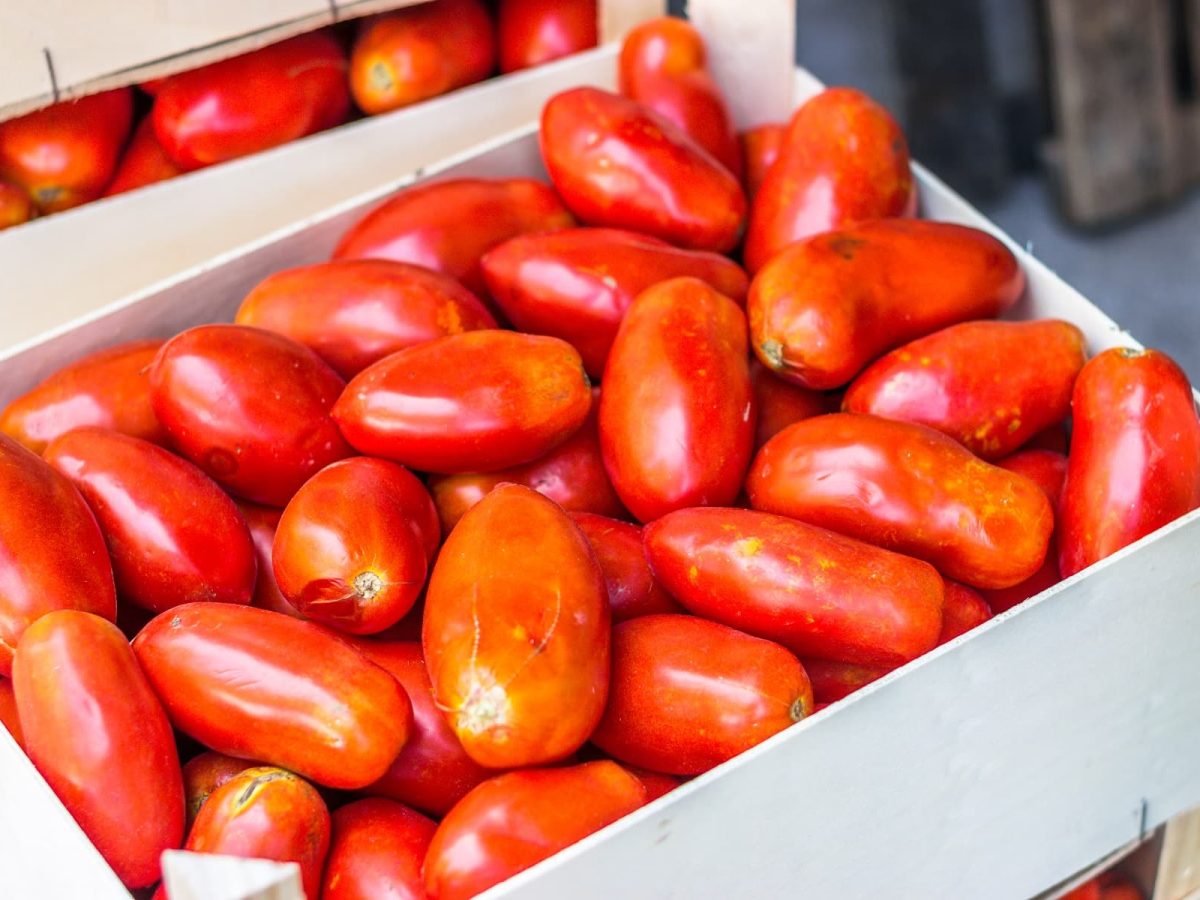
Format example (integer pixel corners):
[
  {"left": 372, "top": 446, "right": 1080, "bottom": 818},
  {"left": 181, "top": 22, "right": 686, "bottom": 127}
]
[
  {"left": 14, "top": 611, "right": 183, "bottom": 888},
  {"left": 481, "top": 227, "right": 748, "bottom": 377},
  {"left": 237, "top": 502, "right": 302, "bottom": 619},
  {"left": 0, "top": 89, "right": 133, "bottom": 212},
  {"left": 802, "top": 658, "right": 892, "bottom": 704},
  {"left": 591, "top": 614, "right": 812, "bottom": 774},
  {"left": 0, "top": 180, "right": 33, "bottom": 229},
  {"left": 540, "top": 87, "right": 747, "bottom": 252},
  {"left": 424, "top": 761, "right": 646, "bottom": 900},
  {"left": 182, "top": 750, "right": 254, "bottom": 830},
  {"left": 153, "top": 33, "right": 349, "bottom": 170},
  {"left": 740, "top": 123, "right": 785, "bottom": 199},
  {"left": 939, "top": 581, "right": 992, "bottom": 644},
  {"left": 749, "top": 220, "right": 1025, "bottom": 390},
  {"left": 235, "top": 259, "right": 497, "bottom": 378},
  {"left": 747, "top": 414, "right": 1054, "bottom": 589},
  {"left": 744, "top": 86, "right": 913, "bottom": 273},
  {"left": 1060, "top": 348, "right": 1200, "bottom": 577},
  {"left": 424, "top": 484, "right": 609, "bottom": 768},
  {"left": 600, "top": 277, "right": 754, "bottom": 522},
  {"left": 323, "top": 797, "right": 436, "bottom": 900},
  {"left": 0, "top": 339, "right": 167, "bottom": 454},
  {"left": 570, "top": 512, "right": 682, "bottom": 621},
  {"left": 498, "top": 0, "right": 597, "bottom": 73},
  {"left": 44, "top": 428, "right": 257, "bottom": 613},
  {"left": 333, "top": 178, "right": 573, "bottom": 299},
  {"left": 103, "top": 117, "right": 182, "bottom": 196},
  {"left": 350, "top": 0, "right": 496, "bottom": 115},
  {"left": 617, "top": 16, "right": 706, "bottom": 89},
  {"left": 0, "top": 435, "right": 116, "bottom": 676},
  {"left": 333, "top": 330, "right": 591, "bottom": 473},
  {"left": 624, "top": 764, "right": 683, "bottom": 802},
  {"left": 0, "top": 677, "right": 24, "bottom": 750},
  {"left": 750, "top": 360, "right": 830, "bottom": 450},
  {"left": 185, "top": 766, "right": 330, "bottom": 900},
  {"left": 273, "top": 458, "right": 434, "bottom": 634},
  {"left": 132, "top": 603, "right": 412, "bottom": 788},
  {"left": 149, "top": 324, "right": 351, "bottom": 506},
  {"left": 350, "top": 641, "right": 491, "bottom": 816}
]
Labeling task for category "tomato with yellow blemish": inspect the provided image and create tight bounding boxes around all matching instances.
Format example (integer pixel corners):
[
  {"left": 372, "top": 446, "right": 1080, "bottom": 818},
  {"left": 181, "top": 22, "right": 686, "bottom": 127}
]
[
  {"left": 749, "top": 220, "right": 1025, "bottom": 390},
  {"left": 747, "top": 413, "right": 1054, "bottom": 589},
  {"left": 182, "top": 751, "right": 255, "bottom": 830},
  {"left": 751, "top": 360, "right": 830, "bottom": 450},
  {"left": 741, "top": 123, "right": 785, "bottom": 198},
  {"left": 322, "top": 797, "right": 436, "bottom": 900},
  {"left": 103, "top": 118, "right": 181, "bottom": 197},
  {"left": 423, "top": 484, "right": 610, "bottom": 768},
  {"left": 0, "top": 180, "right": 33, "bottom": 229},
  {"left": 498, "top": 0, "right": 597, "bottom": 73},
  {"left": 570, "top": 512, "right": 682, "bottom": 621}
]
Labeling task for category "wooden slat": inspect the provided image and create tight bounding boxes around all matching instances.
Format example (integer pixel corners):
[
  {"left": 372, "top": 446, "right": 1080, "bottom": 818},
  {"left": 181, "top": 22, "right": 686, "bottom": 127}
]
[
  {"left": 598, "top": 0, "right": 668, "bottom": 44},
  {"left": 162, "top": 853, "right": 303, "bottom": 900},
  {"left": 1153, "top": 809, "right": 1200, "bottom": 900}
]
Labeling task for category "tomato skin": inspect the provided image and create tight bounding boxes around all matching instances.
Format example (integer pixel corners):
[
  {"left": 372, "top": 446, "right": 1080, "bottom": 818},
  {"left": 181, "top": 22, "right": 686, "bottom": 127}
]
[
  {"left": 185, "top": 766, "right": 331, "bottom": 900},
  {"left": 0, "top": 339, "right": 167, "bottom": 454},
  {"left": 236, "top": 259, "right": 497, "bottom": 379},
  {"left": 749, "top": 220, "right": 1025, "bottom": 390},
  {"left": 44, "top": 428, "right": 257, "bottom": 613},
  {"left": 0, "top": 435, "right": 116, "bottom": 676},
  {"left": 237, "top": 502, "right": 303, "bottom": 618},
  {"left": 274, "top": 458, "right": 433, "bottom": 634},
  {"left": 747, "top": 413, "right": 1054, "bottom": 589},
  {"left": 0, "top": 89, "right": 133, "bottom": 212},
  {"left": 600, "top": 277, "right": 754, "bottom": 522},
  {"left": 131, "top": 603, "right": 412, "bottom": 788},
  {"left": 350, "top": 0, "right": 495, "bottom": 115},
  {"left": 0, "top": 180, "right": 34, "bottom": 229},
  {"left": 617, "top": 16, "right": 705, "bottom": 89},
  {"left": 750, "top": 360, "right": 829, "bottom": 450},
  {"left": 802, "top": 658, "right": 891, "bottom": 704},
  {"left": 481, "top": 227, "right": 748, "bottom": 378},
  {"left": 740, "top": 123, "right": 785, "bottom": 199},
  {"left": 183, "top": 751, "right": 254, "bottom": 830},
  {"left": 1060, "top": 348, "right": 1200, "bottom": 577},
  {"left": 424, "top": 761, "right": 646, "bottom": 900},
  {"left": 153, "top": 33, "right": 349, "bottom": 170},
  {"left": 570, "top": 512, "right": 682, "bottom": 621},
  {"left": 541, "top": 87, "right": 746, "bottom": 253},
  {"left": 424, "top": 484, "right": 609, "bottom": 768},
  {"left": 322, "top": 797, "right": 435, "bottom": 900},
  {"left": 333, "top": 178, "right": 573, "bottom": 299},
  {"left": 333, "top": 330, "right": 591, "bottom": 474},
  {"left": 103, "top": 117, "right": 181, "bottom": 196},
  {"left": 939, "top": 581, "right": 993, "bottom": 643},
  {"left": 844, "top": 320, "right": 1086, "bottom": 459},
  {"left": 624, "top": 765, "right": 683, "bottom": 801},
  {"left": 498, "top": 0, "right": 597, "bottom": 73},
  {"left": 149, "top": 324, "right": 352, "bottom": 506},
  {"left": 13, "top": 611, "right": 183, "bottom": 888},
  {"left": 591, "top": 614, "right": 812, "bottom": 775},
  {"left": 0, "top": 677, "right": 24, "bottom": 749},
  {"left": 743, "top": 87, "right": 913, "bottom": 273}
]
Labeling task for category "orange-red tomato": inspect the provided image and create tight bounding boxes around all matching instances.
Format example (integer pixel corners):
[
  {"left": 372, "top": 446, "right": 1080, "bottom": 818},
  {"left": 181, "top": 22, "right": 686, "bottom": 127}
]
[
  {"left": 333, "top": 178, "right": 573, "bottom": 299},
  {"left": 14, "top": 611, "right": 183, "bottom": 888},
  {"left": 743, "top": 86, "right": 913, "bottom": 273},
  {"left": 747, "top": 413, "right": 1054, "bottom": 589},
  {"left": 498, "top": 0, "right": 597, "bottom": 73},
  {"left": 591, "top": 614, "right": 812, "bottom": 775},
  {"left": 185, "top": 766, "right": 330, "bottom": 900},
  {"left": 424, "top": 761, "right": 646, "bottom": 900},
  {"left": 802, "top": 657, "right": 891, "bottom": 704},
  {"left": 235, "top": 259, "right": 497, "bottom": 379},
  {"left": 183, "top": 750, "right": 255, "bottom": 830},
  {"left": 749, "top": 220, "right": 1025, "bottom": 390},
  {"left": 323, "top": 797, "right": 436, "bottom": 900},
  {"left": 273, "top": 458, "right": 434, "bottom": 634},
  {"left": 600, "top": 277, "right": 754, "bottom": 522},
  {"left": 237, "top": 502, "right": 303, "bottom": 619},
  {"left": 541, "top": 87, "right": 746, "bottom": 253},
  {"left": 132, "top": 603, "right": 412, "bottom": 788},
  {"left": 0, "top": 435, "right": 116, "bottom": 676},
  {"left": 939, "top": 581, "right": 993, "bottom": 643},
  {"left": 1062, "top": 873, "right": 1145, "bottom": 900},
  {"left": 740, "top": 123, "right": 785, "bottom": 199},
  {"left": 423, "top": 484, "right": 610, "bottom": 768},
  {"left": 750, "top": 360, "right": 830, "bottom": 450},
  {"left": 0, "top": 677, "right": 22, "bottom": 750},
  {"left": 844, "top": 319, "right": 1086, "bottom": 459},
  {"left": 0, "top": 339, "right": 167, "bottom": 454},
  {"left": 481, "top": 227, "right": 748, "bottom": 377},
  {"left": 0, "top": 180, "right": 33, "bottom": 229},
  {"left": 0, "top": 89, "right": 133, "bottom": 212},
  {"left": 624, "top": 764, "right": 683, "bottom": 802},
  {"left": 570, "top": 512, "right": 682, "bottom": 621},
  {"left": 45, "top": 428, "right": 257, "bottom": 614},
  {"left": 149, "top": 324, "right": 351, "bottom": 506},
  {"left": 617, "top": 16, "right": 706, "bottom": 89},
  {"left": 103, "top": 117, "right": 182, "bottom": 197},
  {"left": 153, "top": 33, "right": 349, "bottom": 170},
  {"left": 334, "top": 330, "right": 591, "bottom": 474},
  {"left": 1059, "top": 348, "right": 1200, "bottom": 577},
  {"left": 350, "top": 0, "right": 495, "bottom": 115}
]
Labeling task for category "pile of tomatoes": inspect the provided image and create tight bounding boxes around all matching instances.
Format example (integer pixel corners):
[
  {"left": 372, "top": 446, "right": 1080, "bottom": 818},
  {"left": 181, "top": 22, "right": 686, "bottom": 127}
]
[
  {"left": 0, "top": 0, "right": 599, "bottom": 230},
  {"left": 2, "top": 15, "right": 1199, "bottom": 900}
]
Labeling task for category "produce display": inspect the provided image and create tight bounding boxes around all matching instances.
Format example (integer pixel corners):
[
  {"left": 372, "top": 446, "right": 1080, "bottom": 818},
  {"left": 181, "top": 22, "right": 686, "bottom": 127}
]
[{"left": 2, "top": 14, "right": 1199, "bottom": 900}]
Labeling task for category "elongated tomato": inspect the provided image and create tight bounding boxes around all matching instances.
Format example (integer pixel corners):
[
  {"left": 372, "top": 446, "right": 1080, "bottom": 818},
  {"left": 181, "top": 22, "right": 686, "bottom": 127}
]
[
  {"left": 132, "top": 603, "right": 412, "bottom": 788},
  {"left": 183, "top": 750, "right": 254, "bottom": 830},
  {"left": 334, "top": 330, "right": 591, "bottom": 473},
  {"left": 424, "top": 484, "right": 609, "bottom": 768},
  {"left": 570, "top": 512, "right": 681, "bottom": 621},
  {"left": 323, "top": 797, "right": 436, "bottom": 900},
  {"left": 591, "top": 614, "right": 812, "bottom": 774},
  {"left": 424, "top": 762, "right": 646, "bottom": 900},
  {"left": 0, "top": 435, "right": 116, "bottom": 676},
  {"left": 1, "top": 339, "right": 166, "bottom": 454},
  {"left": 149, "top": 324, "right": 351, "bottom": 506},
  {"left": 1059, "top": 348, "right": 1200, "bottom": 577},
  {"left": 45, "top": 428, "right": 256, "bottom": 613},
  {"left": 14, "top": 611, "right": 183, "bottom": 888},
  {"left": 103, "top": 117, "right": 181, "bottom": 196},
  {"left": 747, "top": 414, "right": 1054, "bottom": 589},
  {"left": 498, "top": 0, "right": 597, "bottom": 73},
  {"left": 600, "top": 277, "right": 753, "bottom": 522}
]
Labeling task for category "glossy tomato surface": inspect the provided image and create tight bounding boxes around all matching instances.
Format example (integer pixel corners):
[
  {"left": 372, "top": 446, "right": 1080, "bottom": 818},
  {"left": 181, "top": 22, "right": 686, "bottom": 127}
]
[
  {"left": 237, "top": 502, "right": 302, "bottom": 618},
  {"left": 183, "top": 750, "right": 254, "bottom": 830},
  {"left": 103, "top": 117, "right": 182, "bottom": 196},
  {"left": 498, "top": 0, "right": 597, "bottom": 73},
  {"left": 740, "top": 123, "right": 785, "bottom": 198},
  {"left": 322, "top": 797, "right": 436, "bottom": 900},
  {"left": 617, "top": 16, "right": 706, "bottom": 89},
  {"left": 570, "top": 512, "right": 681, "bottom": 621}
]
